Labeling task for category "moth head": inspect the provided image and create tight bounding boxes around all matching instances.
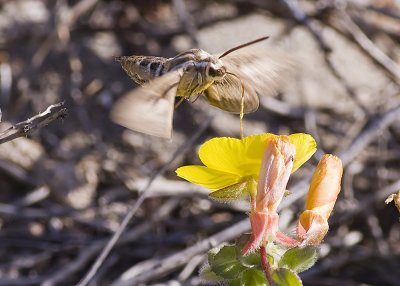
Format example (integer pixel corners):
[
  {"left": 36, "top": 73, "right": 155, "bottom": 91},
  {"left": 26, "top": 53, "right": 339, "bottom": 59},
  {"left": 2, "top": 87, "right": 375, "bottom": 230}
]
[{"left": 207, "top": 62, "right": 226, "bottom": 80}]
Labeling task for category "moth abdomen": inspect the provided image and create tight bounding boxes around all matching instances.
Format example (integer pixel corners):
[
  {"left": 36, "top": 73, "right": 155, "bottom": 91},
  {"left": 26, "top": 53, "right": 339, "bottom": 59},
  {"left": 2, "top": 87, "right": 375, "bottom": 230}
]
[{"left": 116, "top": 55, "right": 169, "bottom": 85}]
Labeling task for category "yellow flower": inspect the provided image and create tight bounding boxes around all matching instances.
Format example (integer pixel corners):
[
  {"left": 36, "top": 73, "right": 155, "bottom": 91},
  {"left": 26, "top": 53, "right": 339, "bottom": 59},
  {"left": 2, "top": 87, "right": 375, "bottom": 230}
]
[
  {"left": 297, "top": 154, "right": 343, "bottom": 245},
  {"left": 176, "top": 133, "right": 316, "bottom": 199}
]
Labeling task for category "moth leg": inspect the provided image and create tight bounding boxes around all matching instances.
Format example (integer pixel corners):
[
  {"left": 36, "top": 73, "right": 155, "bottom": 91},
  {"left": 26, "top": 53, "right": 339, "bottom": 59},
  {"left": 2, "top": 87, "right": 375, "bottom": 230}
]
[
  {"left": 190, "top": 93, "right": 202, "bottom": 103},
  {"left": 174, "top": 96, "right": 186, "bottom": 109}
]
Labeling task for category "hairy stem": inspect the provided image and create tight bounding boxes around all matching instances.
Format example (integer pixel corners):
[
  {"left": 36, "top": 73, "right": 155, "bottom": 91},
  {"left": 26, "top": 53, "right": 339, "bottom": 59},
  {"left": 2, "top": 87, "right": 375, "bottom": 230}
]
[{"left": 260, "top": 246, "right": 272, "bottom": 285}]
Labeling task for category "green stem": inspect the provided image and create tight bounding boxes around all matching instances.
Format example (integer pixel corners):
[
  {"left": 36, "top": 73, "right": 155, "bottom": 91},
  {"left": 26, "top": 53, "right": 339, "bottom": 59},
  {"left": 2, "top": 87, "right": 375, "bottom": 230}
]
[{"left": 260, "top": 246, "right": 273, "bottom": 285}]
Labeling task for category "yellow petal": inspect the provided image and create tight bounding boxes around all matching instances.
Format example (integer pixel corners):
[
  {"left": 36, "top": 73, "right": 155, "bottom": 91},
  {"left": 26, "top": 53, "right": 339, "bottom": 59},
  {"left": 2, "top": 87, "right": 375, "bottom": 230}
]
[
  {"left": 289, "top": 133, "right": 317, "bottom": 173},
  {"left": 242, "top": 134, "right": 278, "bottom": 169},
  {"left": 175, "top": 165, "right": 241, "bottom": 190},
  {"left": 198, "top": 134, "right": 277, "bottom": 176}
]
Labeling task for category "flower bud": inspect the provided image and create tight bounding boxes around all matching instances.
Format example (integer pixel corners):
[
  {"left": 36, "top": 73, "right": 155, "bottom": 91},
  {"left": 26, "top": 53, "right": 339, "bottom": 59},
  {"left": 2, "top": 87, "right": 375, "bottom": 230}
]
[
  {"left": 297, "top": 155, "right": 343, "bottom": 244},
  {"left": 255, "top": 136, "right": 295, "bottom": 214}
]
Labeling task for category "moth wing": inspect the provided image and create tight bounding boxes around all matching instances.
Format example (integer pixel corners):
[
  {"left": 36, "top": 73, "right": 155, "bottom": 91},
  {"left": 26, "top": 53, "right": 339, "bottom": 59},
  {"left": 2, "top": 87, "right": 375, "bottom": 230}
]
[
  {"left": 218, "top": 47, "right": 295, "bottom": 101},
  {"left": 111, "top": 71, "right": 181, "bottom": 139},
  {"left": 204, "top": 73, "right": 259, "bottom": 113}
]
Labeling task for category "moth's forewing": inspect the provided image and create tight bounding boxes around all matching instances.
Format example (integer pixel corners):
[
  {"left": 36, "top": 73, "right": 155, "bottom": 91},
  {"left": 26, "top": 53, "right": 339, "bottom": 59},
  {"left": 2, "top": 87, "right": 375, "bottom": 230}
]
[
  {"left": 204, "top": 73, "right": 259, "bottom": 113},
  {"left": 111, "top": 71, "right": 181, "bottom": 139}
]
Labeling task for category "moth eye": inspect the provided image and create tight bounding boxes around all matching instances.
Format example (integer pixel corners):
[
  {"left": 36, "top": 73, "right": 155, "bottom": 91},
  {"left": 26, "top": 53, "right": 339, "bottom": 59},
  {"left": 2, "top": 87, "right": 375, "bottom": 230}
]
[{"left": 208, "top": 65, "right": 226, "bottom": 77}]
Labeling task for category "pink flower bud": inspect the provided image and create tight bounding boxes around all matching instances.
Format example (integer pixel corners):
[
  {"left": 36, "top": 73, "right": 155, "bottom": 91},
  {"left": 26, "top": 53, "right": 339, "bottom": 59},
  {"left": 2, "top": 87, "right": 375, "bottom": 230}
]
[
  {"left": 297, "top": 155, "right": 343, "bottom": 244},
  {"left": 243, "top": 137, "right": 296, "bottom": 254},
  {"left": 255, "top": 136, "right": 295, "bottom": 214}
]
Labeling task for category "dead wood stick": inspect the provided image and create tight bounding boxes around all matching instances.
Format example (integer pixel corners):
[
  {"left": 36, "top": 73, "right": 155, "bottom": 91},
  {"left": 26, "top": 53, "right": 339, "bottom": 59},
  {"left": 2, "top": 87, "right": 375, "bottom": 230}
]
[
  {"left": 172, "top": 0, "right": 198, "bottom": 46},
  {"left": 32, "top": 0, "right": 99, "bottom": 68},
  {"left": 109, "top": 218, "right": 251, "bottom": 286},
  {"left": 331, "top": 12, "right": 400, "bottom": 84},
  {"left": 259, "top": 97, "right": 305, "bottom": 119},
  {"left": 281, "top": 0, "right": 331, "bottom": 52},
  {"left": 282, "top": 0, "right": 369, "bottom": 114},
  {"left": 362, "top": 3, "right": 400, "bottom": 21},
  {"left": 0, "top": 102, "right": 67, "bottom": 145},
  {"left": 334, "top": 179, "right": 400, "bottom": 226},
  {"left": 338, "top": 104, "right": 400, "bottom": 165},
  {"left": 42, "top": 199, "right": 180, "bottom": 286}
]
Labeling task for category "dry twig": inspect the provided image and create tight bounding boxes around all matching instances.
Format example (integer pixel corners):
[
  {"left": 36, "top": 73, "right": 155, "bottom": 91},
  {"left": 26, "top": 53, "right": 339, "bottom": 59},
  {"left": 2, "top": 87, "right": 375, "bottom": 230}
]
[
  {"left": 0, "top": 102, "right": 67, "bottom": 145},
  {"left": 329, "top": 11, "right": 400, "bottom": 84}
]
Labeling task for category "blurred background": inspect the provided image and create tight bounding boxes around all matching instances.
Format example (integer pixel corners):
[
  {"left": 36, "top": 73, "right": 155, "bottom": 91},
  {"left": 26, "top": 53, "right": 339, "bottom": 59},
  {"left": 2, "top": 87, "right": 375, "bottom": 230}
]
[{"left": 0, "top": 0, "right": 400, "bottom": 285}]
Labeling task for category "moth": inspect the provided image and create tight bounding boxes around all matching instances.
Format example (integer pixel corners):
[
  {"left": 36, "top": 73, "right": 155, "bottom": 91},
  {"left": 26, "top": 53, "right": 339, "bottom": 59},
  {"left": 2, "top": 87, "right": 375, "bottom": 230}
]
[{"left": 111, "top": 36, "right": 293, "bottom": 138}]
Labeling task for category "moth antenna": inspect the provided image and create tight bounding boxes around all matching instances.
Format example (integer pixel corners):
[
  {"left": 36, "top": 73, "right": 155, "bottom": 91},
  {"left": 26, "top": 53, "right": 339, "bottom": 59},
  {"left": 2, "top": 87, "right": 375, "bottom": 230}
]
[
  {"left": 226, "top": 72, "right": 245, "bottom": 138},
  {"left": 218, "top": 36, "right": 269, "bottom": 59}
]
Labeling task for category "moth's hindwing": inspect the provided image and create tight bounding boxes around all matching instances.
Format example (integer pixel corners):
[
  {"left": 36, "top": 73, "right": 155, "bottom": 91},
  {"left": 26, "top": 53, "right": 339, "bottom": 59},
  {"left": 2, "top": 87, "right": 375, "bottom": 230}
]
[
  {"left": 204, "top": 48, "right": 293, "bottom": 114},
  {"left": 204, "top": 73, "right": 259, "bottom": 113},
  {"left": 220, "top": 48, "right": 294, "bottom": 99}
]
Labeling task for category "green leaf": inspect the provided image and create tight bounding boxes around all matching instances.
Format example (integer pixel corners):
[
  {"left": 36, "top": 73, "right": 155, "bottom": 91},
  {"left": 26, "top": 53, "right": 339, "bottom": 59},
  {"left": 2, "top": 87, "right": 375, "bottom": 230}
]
[
  {"left": 209, "top": 181, "right": 250, "bottom": 201},
  {"left": 272, "top": 268, "right": 302, "bottom": 286},
  {"left": 267, "top": 243, "right": 288, "bottom": 258},
  {"left": 210, "top": 245, "right": 247, "bottom": 279},
  {"left": 199, "top": 265, "right": 224, "bottom": 282},
  {"left": 241, "top": 268, "right": 268, "bottom": 286},
  {"left": 239, "top": 251, "right": 261, "bottom": 267},
  {"left": 234, "top": 234, "right": 261, "bottom": 267},
  {"left": 278, "top": 246, "right": 318, "bottom": 273},
  {"left": 264, "top": 243, "right": 289, "bottom": 270},
  {"left": 229, "top": 279, "right": 241, "bottom": 286}
]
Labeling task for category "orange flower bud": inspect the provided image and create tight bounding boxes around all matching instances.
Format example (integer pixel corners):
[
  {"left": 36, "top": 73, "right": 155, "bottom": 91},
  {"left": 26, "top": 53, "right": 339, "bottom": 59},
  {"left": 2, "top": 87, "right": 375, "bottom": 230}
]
[
  {"left": 256, "top": 136, "right": 295, "bottom": 214},
  {"left": 297, "top": 154, "right": 343, "bottom": 244},
  {"left": 297, "top": 211, "right": 329, "bottom": 245},
  {"left": 305, "top": 155, "right": 343, "bottom": 218}
]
